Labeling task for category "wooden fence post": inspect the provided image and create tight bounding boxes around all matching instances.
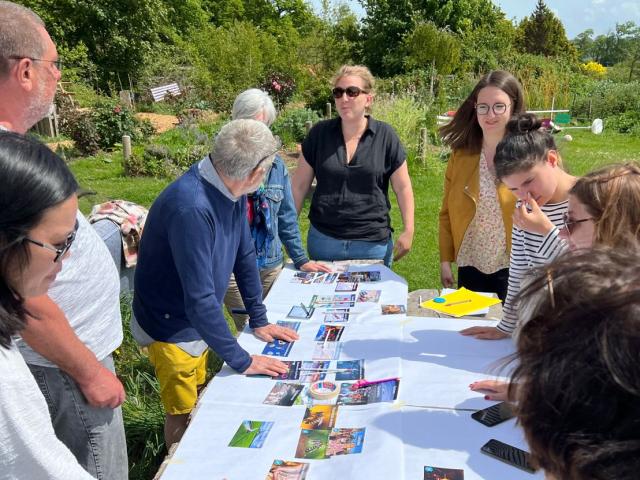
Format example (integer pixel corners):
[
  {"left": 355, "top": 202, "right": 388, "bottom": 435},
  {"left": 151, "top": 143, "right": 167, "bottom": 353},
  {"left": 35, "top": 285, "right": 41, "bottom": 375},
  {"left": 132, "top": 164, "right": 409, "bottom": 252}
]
[
  {"left": 304, "top": 120, "right": 312, "bottom": 134},
  {"left": 325, "top": 103, "right": 332, "bottom": 119},
  {"left": 122, "top": 135, "right": 132, "bottom": 161},
  {"left": 420, "top": 128, "right": 428, "bottom": 166}
]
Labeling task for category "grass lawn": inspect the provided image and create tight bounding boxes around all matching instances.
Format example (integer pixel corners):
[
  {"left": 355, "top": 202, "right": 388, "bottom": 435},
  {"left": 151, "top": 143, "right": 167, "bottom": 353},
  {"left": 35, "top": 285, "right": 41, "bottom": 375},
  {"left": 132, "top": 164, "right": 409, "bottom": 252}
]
[{"left": 70, "top": 128, "right": 640, "bottom": 291}]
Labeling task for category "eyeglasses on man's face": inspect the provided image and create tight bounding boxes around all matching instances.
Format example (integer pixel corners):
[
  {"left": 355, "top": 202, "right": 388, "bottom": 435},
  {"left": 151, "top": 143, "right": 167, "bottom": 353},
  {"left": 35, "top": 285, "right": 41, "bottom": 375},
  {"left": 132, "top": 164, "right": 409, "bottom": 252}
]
[
  {"left": 332, "top": 86, "right": 368, "bottom": 99},
  {"left": 475, "top": 102, "right": 510, "bottom": 116},
  {"left": 24, "top": 219, "right": 79, "bottom": 263},
  {"left": 7, "top": 55, "right": 62, "bottom": 72},
  {"left": 562, "top": 212, "right": 593, "bottom": 235}
]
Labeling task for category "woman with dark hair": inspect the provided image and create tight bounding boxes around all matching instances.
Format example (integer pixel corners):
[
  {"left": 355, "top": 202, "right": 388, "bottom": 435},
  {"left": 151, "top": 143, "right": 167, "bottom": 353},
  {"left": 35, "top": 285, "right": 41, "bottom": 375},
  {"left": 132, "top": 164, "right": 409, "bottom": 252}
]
[
  {"left": 511, "top": 247, "right": 640, "bottom": 479},
  {"left": 0, "top": 132, "right": 93, "bottom": 479},
  {"left": 438, "top": 70, "right": 525, "bottom": 301},
  {"left": 460, "top": 113, "right": 575, "bottom": 339}
]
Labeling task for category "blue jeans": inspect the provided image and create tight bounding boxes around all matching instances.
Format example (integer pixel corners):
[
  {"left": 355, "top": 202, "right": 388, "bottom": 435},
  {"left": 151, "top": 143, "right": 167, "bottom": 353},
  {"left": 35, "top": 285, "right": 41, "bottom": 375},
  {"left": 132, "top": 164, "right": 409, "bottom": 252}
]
[
  {"left": 307, "top": 224, "right": 394, "bottom": 267},
  {"left": 29, "top": 354, "right": 128, "bottom": 480}
]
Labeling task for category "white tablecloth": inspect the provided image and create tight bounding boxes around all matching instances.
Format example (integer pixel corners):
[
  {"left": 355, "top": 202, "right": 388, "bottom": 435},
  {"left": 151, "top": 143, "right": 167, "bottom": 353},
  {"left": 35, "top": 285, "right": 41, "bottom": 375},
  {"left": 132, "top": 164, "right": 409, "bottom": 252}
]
[{"left": 159, "top": 265, "right": 543, "bottom": 480}]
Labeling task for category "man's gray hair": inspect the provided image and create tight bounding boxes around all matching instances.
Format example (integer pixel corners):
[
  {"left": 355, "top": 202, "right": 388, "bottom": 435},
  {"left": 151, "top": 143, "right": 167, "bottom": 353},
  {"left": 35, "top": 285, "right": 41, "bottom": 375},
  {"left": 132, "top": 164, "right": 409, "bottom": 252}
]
[
  {"left": 231, "top": 89, "right": 277, "bottom": 127},
  {"left": 0, "top": 1, "right": 46, "bottom": 79},
  {"left": 212, "top": 119, "right": 278, "bottom": 180}
]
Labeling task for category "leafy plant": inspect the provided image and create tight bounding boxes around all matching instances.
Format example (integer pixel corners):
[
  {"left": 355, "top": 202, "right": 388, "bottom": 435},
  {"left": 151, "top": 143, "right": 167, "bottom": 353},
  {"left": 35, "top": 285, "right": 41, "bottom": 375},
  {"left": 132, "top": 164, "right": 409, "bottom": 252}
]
[
  {"left": 261, "top": 71, "right": 296, "bottom": 109},
  {"left": 272, "top": 107, "right": 321, "bottom": 145}
]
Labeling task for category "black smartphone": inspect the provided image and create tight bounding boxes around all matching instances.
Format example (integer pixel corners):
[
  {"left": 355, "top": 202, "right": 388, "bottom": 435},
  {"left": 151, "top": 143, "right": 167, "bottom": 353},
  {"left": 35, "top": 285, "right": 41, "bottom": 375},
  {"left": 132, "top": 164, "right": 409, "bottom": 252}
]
[
  {"left": 480, "top": 439, "right": 537, "bottom": 473},
  {"left": 471, "top": 402, "right": 515, "bottom": 427}
]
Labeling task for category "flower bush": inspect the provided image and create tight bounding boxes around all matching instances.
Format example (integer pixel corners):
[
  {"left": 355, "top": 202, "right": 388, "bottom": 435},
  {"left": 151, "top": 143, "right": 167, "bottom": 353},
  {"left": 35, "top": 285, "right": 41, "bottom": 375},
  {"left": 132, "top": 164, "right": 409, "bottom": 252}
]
[{"left": 261, "top": 71, "right": 296, "bottom": 108}]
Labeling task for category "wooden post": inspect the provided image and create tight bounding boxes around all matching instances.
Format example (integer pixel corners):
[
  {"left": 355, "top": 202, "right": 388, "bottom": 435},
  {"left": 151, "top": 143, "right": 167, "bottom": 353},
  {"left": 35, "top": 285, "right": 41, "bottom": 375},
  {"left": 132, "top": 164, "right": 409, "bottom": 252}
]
[
  {"left": 304, "top": 120, "right": 312, "bottom": 134},
  {"left": 119, "top": 90, "right": 133, "bottom": 109},
  {"left": 550, "top": 96, "right": 555, "bottom": 121},
  {"left": 325, "top": 103, "right": 332, "bottom": 119},
  {"left": 588, "top": 99, "right": 593, "bottom": 119},
  {"left": 122, "top": 135, "right": 132, "bottom": 161},
  {"left": 420, "top": 128, "right": 428, "bottom": 166}
]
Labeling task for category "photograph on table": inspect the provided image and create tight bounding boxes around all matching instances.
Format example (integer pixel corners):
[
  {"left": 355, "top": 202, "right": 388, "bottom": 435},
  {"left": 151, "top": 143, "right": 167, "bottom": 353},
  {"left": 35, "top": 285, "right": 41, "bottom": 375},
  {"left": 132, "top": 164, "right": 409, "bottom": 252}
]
[
  {"left": 299, "top": 361, "right": 331, "bottom": 382},
  {"left": 327, "top": 428, "right": 366, "bottom": 456},
  {"left": 337, "top": 379, "right": 400, "bottom": 405},
  {"left": 263, "top": 382, "right": 305, "bottom": 406},
  {"left": 335, "top": 360, "right": 365, "bottom": 381},
  {"left": 272, "top": 361, "right": 303, "bottom": 380},
  {"left": 315, "top": 272, "right": 338, "bottom": 284},
  {"left": 276, "top": 320, "right": 301, "bottom": 331},
  {"left": 228, "top": 420, "right": 274, "bottom": 448},
  {"left": 323, "top": 312, "right": 350, "bottom": 323},
  {"left": 357, "top": 290, "right": 381, "bottom": 303},
  {"left": 315, "top": 324, "right": 345, "bottom": 342},
  {"left": 287, "top": 305, "right": 314, "bottom": 319},
  {"left": 335, "top": 281, "right": 358, "bottom": 292},
  {"left": 424, "top": 466, "right": 464, "bottom": 480},
  {"left": 262, "top": 339, "right": 294, "bottom": 357},
  {"left": 265, "top": 460, "right": 310, "bottom": 480},
  {"left": 338, "top": 271, "right": 381, "bottom": 282},
  {"left": 295, "top": 429, "right": 330, "bottom": 459},
  {"left": 301, "top": 405, "right": 339, "bottom": 430},
  {"left": 312, "top": 341, "right": 343, "bottom": 360},
  {"left": 311, "top": 294, "right": 356, "bottom": 308},
  {"left": 381, "top": 304, "right": 406, "bottom": 315},
  {"left": 290, "top": 272, "right": 319, "bottom": 284}
]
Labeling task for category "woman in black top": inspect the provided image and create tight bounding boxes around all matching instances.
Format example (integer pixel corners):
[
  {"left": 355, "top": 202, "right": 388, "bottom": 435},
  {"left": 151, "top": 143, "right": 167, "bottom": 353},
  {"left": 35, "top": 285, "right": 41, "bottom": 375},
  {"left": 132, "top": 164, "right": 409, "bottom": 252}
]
[{"left": 292, "top": 65, "right": 414, "bottom": 267}]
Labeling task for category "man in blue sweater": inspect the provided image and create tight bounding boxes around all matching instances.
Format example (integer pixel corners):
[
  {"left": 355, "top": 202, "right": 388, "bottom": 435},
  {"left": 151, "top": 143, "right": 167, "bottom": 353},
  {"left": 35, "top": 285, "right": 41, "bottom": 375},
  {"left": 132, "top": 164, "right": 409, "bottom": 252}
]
[{"left": 132, "top": 119, "right": 298, "bottom": 446}]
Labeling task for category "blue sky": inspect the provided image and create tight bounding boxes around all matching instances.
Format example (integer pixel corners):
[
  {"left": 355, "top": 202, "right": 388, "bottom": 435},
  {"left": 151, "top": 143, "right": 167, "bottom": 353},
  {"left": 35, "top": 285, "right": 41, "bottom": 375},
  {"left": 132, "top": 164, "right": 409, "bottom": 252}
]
[{"left": 316, "top": 0, "right": 640, "bottom": 39}]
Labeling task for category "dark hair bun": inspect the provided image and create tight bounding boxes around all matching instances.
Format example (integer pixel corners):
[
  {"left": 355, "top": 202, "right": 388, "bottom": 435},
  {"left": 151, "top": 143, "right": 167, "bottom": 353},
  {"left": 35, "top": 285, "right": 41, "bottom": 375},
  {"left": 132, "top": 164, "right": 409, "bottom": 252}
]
[{"left": 506, "top": 113, "right": 542, "bottom": 135}]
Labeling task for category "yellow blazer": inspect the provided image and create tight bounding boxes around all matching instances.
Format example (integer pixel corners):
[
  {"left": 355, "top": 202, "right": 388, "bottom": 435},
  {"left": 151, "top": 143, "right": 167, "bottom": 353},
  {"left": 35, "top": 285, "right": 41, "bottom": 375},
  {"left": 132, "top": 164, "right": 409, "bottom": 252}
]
[{"left": 439, "top": 149, "right": 516, "bottom": 263}]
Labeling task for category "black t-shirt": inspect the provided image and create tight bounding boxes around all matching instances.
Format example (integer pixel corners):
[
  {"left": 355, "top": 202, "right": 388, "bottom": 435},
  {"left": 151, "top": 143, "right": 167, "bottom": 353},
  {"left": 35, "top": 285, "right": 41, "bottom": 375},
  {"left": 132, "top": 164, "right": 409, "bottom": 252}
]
[{"left": 301, "top": 116, "right": 406, "bottom": 242}]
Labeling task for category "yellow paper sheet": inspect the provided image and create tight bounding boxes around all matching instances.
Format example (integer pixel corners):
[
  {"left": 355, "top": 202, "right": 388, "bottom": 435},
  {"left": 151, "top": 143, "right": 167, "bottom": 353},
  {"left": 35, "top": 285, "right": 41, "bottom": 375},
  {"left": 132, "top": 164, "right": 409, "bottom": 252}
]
[{"left": 419, "top": 287, "right": 501, "bottom": 318}]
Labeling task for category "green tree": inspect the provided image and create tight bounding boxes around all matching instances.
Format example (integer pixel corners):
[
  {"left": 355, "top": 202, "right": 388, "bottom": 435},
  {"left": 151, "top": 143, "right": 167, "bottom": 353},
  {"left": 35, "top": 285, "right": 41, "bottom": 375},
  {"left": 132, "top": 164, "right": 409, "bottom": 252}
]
[
  {"left": 515, "top": 0, "right": 577, "bottom": 60},
  {"left": 573, "top": 29, "right": 595, "bottom": 61},
  {"left": 404, "top": 22, "right": 460, "bottom": 75}
]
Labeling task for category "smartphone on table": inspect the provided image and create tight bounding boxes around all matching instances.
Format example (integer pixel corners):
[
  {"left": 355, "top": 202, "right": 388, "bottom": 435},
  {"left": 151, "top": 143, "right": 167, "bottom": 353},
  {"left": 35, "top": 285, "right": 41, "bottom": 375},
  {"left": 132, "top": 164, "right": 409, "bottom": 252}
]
[
  {"left": 480, "top": 438, "right": 537, "bottom": 473},
  {"left": 471, "top": 402, "right": 515, "bottom": 427}
]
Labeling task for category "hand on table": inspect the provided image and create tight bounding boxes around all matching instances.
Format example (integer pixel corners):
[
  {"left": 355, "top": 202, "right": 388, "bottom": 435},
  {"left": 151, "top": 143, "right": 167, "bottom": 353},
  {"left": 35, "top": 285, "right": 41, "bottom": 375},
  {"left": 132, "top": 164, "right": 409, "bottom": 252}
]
[
  {"left": 300, "top": 261, "right": 333, "bottom": 273},
  {"left": 243, "top": 355, "right": 290, "bottom": 376},
  {"left": 469, "top": 380, "right": 511, "bottom": 401},
  {"left": 459, "top": 326, "right": 509, "bottom": 340},
  {"left": 77, "top": 365, "right": 126, "bottom": 408},
  {"left": 253, "top": 323, "right": 299, "bottom": 343},
  {"left": 393, "top": 230, "right": 413, "bottom": 261},
  {"left": 440, "top": 261, "right": 455, "bottom": 288},
  {"left": 513, "top": 193, "right": 554, "bottom": 235}
]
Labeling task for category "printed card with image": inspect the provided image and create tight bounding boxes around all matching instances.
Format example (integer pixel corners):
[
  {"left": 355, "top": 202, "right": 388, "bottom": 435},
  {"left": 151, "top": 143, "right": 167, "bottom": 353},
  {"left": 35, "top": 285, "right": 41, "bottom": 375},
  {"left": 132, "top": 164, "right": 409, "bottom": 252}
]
[
  {"left": 337, "top": 379, "right": 399, "bottom": 405},
  {"left": 276, "top": 320, "right": 301, "bottom": 331},
  {"left": 323, "top": 312, "right": 350, "bottom": 323},
  {"left": 358, "top": 290, "right": 381, "bottom": 303},
  {"left": 335, "top": 282, "right": 358, "bottom": 292},
  {"left": 326, "top": 428, "right": 366, "bottom": 456},
  {"left": 265, "top": 460, "right": 310, "bottom": 480},
  {"left": 262, "top": 339, "right": 293, "bottom": 357},
  {"left": 263, "top": 382, "right": 304, "bottom": 406},
  {"left": 315, "top": 324, "right": 344, "bottom": 342},
  {"left": 295, "top": 429, "right": 329, "bottom": 459},
  {"left": 381, "top": 304, "right": 406, "bottom": 315},
  {"left": 337, "top": 271, "right": 381, "bottom": 283},
  {"left": 299, "top": 361, "right": 330, "bottom": 383},
  {"left": 290, "top": 272, "right": 317, "bottom": 284},
  {"left": 287, "top": 305, "right": 314, "bottom": 319},
  {"left": 424, "top": 466, "right": 464, "bottom": 480},
  {"left": 301, "top": 405, "right": 338, "bottom": 430},
  {"left": 228, "top": 420, "right": 274, "bottom": 448},
  {"left": 335, "top": 360, "right": 364, "bottom": 381},
  {"left": 313, "top": 342, "right": 343, "bottom": 360},
  {"left": 322, "top": 273, "right": 338, "bottom": 284},
  {"left": 274, "top": 361, "right": 302, "bottom": 380}
]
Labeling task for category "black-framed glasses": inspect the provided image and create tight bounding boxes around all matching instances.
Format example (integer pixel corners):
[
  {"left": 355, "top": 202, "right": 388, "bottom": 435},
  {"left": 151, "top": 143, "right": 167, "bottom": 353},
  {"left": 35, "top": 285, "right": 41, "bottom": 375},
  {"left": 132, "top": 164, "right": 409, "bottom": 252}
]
[
  {"left": 24, "top": 219, "right": 79, "bottom": 263},
  {"left": 7, "top": 55, "right": 62, "bottom": 71},
  {"left": 562, "top": 212, "right": 593, "bottom": 235},
  {"left": 332, "top": 86, "right": 368, "bottom": 99},
  {"left": 475, "top": 102, "right": 510, "bottom": 115}
]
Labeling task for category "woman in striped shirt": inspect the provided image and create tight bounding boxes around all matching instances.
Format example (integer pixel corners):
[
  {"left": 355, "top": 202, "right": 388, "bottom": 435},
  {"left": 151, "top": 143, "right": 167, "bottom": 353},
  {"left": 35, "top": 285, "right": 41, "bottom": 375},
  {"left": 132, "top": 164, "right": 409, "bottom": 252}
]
[{"left": 460, "top": 113, "right": 576, "bottom": 340}]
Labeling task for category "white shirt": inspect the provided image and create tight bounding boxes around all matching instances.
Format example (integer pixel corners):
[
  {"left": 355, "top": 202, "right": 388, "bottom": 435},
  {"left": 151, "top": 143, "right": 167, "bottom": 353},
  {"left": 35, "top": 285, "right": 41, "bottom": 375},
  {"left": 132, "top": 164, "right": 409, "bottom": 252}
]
[{"left": 0, "top": 342, "right": 94, "bottom": 479}]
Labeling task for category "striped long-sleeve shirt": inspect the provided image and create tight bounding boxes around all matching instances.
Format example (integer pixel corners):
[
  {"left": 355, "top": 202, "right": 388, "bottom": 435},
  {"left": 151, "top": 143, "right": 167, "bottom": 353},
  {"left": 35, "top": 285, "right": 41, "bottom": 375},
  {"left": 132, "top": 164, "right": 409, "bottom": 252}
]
[{"left": 496, "top": 201, "right": 568, "bottom": 334}]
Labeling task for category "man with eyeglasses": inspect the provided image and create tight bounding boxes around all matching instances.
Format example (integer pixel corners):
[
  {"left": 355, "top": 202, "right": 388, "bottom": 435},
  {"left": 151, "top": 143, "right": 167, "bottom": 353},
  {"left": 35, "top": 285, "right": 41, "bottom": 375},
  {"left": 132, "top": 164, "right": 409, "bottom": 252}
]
[
  {"left": 132, "top": 120, "right": 299, "bottom": 447},
  {"left": 0, "top": 2, "right": 128, "bottom": 479}
]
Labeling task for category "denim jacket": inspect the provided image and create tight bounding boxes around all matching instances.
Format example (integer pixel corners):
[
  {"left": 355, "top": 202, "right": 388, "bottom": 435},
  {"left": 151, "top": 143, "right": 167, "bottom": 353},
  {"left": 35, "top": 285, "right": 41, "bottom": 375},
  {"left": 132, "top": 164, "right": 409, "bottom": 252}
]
[{"left": 256, "top": 155, "right": 309, "bottom": 270}]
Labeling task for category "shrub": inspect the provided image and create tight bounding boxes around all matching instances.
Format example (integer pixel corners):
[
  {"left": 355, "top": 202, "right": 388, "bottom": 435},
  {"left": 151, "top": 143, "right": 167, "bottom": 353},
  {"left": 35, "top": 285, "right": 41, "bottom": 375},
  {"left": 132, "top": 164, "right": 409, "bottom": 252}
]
[
  {"left": 261, "top": 71, "right": 296, "bottom": 109},
  {"left": 272, "top": 107, "right": 321, "bottom": 145},
  {"left": 580, "top": 61, "right": 607, "bottom": 78},
  {"left": 61, "top": 109, "right": 101, "bottom": 156},
  {"left": 373, "top": 95, "right": 429, "bottom": 160},
  {"left": 93, "top": 100, "right": 153, "bottom": 150},
  {"left": 605, "top": 111, "right": 640, "bottom": 135}
]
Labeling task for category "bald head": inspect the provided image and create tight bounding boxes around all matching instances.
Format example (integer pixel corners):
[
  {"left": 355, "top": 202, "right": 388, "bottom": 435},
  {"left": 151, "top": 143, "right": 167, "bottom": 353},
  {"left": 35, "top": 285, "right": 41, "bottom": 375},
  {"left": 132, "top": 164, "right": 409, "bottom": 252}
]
[{"left": 0, "top": 1, "right": 46, "bottom": 80}]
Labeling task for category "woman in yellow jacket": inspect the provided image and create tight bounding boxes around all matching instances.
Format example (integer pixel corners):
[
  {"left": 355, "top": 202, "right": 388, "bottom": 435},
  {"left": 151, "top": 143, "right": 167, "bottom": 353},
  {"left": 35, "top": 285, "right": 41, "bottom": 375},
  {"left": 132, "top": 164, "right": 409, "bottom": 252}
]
[{"left": 438, "top": 71, "right": 524, "bottom": 300}]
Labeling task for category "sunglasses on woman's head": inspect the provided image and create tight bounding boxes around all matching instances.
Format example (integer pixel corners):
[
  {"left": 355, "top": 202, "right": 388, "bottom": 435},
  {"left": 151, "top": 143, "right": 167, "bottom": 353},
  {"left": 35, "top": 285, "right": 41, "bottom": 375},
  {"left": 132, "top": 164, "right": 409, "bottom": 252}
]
[{"left": 332, "top": 86, "right": 368, "bottom": 99}]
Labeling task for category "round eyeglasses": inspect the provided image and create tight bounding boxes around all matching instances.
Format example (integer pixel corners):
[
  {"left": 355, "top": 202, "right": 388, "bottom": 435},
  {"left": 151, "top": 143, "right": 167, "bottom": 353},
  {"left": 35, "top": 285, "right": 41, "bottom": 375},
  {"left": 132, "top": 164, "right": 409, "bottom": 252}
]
[
  {"left": 475, "top": 102, "right": 510, "bottom": 116},
  {"left": 562, "top": 212, "right": 593, "bottom": 235}
]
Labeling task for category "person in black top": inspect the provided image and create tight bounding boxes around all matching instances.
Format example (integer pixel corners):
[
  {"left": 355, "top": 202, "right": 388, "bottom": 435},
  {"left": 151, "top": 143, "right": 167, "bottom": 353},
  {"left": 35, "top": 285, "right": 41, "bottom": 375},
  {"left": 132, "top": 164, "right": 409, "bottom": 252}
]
[{"left": 291, "top": 65, "right": 415, "bottom": 267}]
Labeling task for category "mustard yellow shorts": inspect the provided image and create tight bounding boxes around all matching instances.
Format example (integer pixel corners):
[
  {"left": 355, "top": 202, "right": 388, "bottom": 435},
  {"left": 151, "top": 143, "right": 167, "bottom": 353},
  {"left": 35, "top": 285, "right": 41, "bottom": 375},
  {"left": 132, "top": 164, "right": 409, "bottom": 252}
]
[{"left": 147, "top": 342, "right": 209, "bottom": 415}]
